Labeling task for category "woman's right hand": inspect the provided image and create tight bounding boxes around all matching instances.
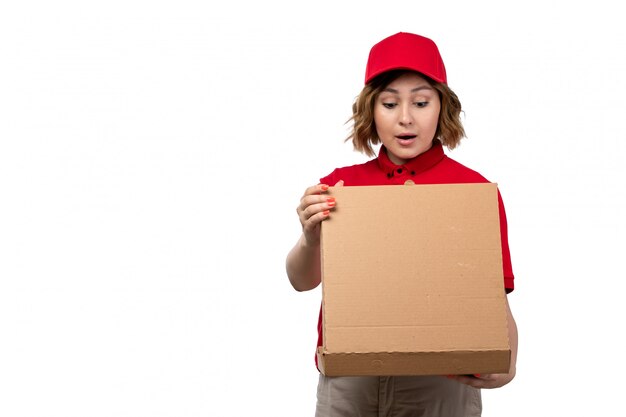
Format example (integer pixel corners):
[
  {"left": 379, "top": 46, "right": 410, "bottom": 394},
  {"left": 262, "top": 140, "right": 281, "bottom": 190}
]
[{"left": 296, "top": 180, "right": 344, "bottom": 247}]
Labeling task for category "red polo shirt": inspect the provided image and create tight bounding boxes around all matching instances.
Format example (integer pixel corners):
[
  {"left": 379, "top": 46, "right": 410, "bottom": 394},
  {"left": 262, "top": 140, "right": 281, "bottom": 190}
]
[{"left": 315, "top": 140, "right": 515, "bottom": 366}]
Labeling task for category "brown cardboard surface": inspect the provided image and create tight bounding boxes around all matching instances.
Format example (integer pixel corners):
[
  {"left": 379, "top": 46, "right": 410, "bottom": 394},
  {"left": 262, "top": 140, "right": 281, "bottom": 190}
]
[{"left": 318, "top": 183, "right": 510, "bottom": 376}]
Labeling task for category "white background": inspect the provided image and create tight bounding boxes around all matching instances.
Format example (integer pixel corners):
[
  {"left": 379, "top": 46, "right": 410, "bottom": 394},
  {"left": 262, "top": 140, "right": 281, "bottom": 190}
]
[{"left": 1, "top": 1, "right": 624, "bottom": 416}]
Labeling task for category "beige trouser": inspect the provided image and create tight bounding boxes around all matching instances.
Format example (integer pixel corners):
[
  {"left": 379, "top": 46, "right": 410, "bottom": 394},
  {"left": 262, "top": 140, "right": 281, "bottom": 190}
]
[{"left": 315, "top": 374, "right": 481, "bottom": 417}]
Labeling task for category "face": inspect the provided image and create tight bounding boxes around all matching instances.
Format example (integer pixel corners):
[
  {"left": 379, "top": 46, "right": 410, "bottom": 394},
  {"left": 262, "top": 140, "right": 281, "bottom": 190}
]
[{"left": 374, "top": 72, "right": 441, "bottom": 165}]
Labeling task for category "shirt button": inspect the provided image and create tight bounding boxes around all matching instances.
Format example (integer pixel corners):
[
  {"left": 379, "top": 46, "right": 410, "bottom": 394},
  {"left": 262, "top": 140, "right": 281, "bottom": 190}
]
[
  {"left": 410, "top": 170, "right": 416, "bottom": 175},
  {"left": 397, "top": 168, "right": 403, "bottom": 174}
]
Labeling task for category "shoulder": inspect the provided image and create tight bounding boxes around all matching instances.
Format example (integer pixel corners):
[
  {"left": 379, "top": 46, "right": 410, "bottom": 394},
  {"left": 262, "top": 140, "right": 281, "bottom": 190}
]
[
  {"left": 438, "top": 154, "right": 491, "bottom": 183},
  {"left": 442, "top": 155, "right": 510, "bottom": 209},
  {"left": 319, "top": 159, "right": 379, "bottom": 185}
]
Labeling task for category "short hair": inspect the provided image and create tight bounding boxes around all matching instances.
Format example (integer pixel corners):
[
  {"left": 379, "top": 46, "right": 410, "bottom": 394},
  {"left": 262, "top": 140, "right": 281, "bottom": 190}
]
[{"left": 347, "top": 70, "right": 465, "bottom": 157}]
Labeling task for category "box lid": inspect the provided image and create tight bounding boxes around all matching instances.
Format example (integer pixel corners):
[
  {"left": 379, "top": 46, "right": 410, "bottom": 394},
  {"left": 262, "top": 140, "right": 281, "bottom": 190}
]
[{"left": 319, "top": 183, "right": 510, "bottom": 376}]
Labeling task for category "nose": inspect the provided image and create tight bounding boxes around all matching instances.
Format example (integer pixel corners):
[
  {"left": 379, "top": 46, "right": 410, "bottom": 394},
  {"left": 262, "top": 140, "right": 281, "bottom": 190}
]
[{"left": 399, "top": 103, "right": 413, "bottom": 126}]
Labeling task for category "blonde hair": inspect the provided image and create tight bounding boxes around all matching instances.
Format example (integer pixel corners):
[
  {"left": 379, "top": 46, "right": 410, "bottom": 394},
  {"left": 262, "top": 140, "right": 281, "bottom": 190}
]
[{"left": 347, "top": 70, "right": 465, "bottom": 157}]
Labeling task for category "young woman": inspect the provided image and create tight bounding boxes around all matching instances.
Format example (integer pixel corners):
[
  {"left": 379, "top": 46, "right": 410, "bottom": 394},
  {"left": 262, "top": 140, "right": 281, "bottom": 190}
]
[{"left": 286, "top": 32, "right": 518, "bottom": 417}]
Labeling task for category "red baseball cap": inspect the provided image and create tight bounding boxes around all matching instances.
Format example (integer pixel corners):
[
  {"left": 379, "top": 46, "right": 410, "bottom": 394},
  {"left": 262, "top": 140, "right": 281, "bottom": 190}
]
[{"left": 364, "top": 32, "right": 447, "bottom": 85}]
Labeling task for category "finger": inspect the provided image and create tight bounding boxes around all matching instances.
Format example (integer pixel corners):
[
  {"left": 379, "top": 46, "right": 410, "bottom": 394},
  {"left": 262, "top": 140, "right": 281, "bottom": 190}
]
[
  {"left": 446, "top": 375, "right": 484, "bottom": 389},
  {"left": 297, "top": 184, "right": 330, "bottom": 215},
  {"left": 299, "top": 198, "right": 336, "bottom": 222},
  {"left": 301, "top": 211, "right": 331, "bottom": 243},
  {"left": 457, "top": 376, "right": 482, "bottom": 388},
  {"left": 302, "top": 209, "right": 331, "bottom": 229},
  {"left": 334, "top": 180, "right": 344, "bottom": 187},
  {"left": 303, "top": 183, "right": 330, "bottom": 197},
  {"left": 299, "top": 190, "right": 336, "bottom": 213}
]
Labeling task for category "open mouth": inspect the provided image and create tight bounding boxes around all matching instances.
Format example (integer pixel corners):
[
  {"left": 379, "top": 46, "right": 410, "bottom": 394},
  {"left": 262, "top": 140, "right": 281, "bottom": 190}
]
[{"left": 396, "top": 134, "right": 417, "bottom": 141}]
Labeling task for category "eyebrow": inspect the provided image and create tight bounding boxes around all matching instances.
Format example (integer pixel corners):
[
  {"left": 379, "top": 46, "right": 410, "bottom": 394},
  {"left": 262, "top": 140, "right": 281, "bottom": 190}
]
[{"left": 383, "top": 86, "right": 433, "bottom": 94}]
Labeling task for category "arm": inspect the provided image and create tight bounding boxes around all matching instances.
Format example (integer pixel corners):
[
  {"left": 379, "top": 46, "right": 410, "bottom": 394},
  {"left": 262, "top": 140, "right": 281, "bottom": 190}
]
[
  {"left": 286, "top": 181, "right": 343, "bottom": 292},
  {"left": 286, "top": 234, "right": 322, "bottom": 292},
  {"left": 450, "top": 294, "right": 518, "bottom": 389}
]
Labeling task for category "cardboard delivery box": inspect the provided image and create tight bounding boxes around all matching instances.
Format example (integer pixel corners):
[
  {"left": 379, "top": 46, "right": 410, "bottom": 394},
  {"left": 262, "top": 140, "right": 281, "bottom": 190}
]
[{"left": 317, "top": 183, "right": 510, "bottom": 376}]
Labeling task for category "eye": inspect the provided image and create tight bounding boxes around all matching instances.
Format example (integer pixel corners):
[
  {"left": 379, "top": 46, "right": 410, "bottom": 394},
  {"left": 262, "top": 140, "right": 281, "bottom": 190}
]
[
  {"left": 414, "top": 101, "right": 429, "bottom": 108},
  {"left": 382, "top": 102, "right": 397, "bottom": 109}
]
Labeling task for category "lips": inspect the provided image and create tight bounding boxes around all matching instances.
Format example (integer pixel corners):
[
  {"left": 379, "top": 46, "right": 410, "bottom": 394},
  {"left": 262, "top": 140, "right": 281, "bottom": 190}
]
[{"left": 396, "top": 134, "right": 417, "bottom": 141}]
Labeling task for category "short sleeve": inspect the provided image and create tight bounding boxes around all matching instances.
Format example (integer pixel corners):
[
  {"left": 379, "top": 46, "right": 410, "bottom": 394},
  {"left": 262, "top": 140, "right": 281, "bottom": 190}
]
[
  {"left": 497, "top": 190, "right": 515, "bottom": 293},
  {"left": 319, "top": 169, "right": 339, "bottom": 187}
]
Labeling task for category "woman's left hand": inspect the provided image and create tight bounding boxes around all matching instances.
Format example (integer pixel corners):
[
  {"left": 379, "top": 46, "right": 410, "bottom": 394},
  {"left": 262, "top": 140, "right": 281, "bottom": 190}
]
[
  {"left": 449, "top": 294, "right": 518, "bottom": 389},
  {"left": 447, "top": 369, "right": 516, "bottom": 389}
]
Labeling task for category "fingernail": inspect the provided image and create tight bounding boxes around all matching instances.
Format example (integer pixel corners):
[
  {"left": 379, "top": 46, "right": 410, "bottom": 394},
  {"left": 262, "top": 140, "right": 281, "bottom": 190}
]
[
  {"left": 327, "top": 198, "right": 336, "bottom": 207},
  {"left": 322, "top": 210, "right": 330, "bottom": 216},
  {"left": 474, "top": 374, "right": 481, "bottom": 378},
  {"left": 321, "top": 184, "right": 329, "bottom": 191}
]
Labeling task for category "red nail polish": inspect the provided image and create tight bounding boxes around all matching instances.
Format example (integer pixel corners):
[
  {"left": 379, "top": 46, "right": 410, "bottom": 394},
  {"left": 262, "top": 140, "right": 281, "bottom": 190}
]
[{"left": 322, "top": 210, "right": 330, "bottom": 216}]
